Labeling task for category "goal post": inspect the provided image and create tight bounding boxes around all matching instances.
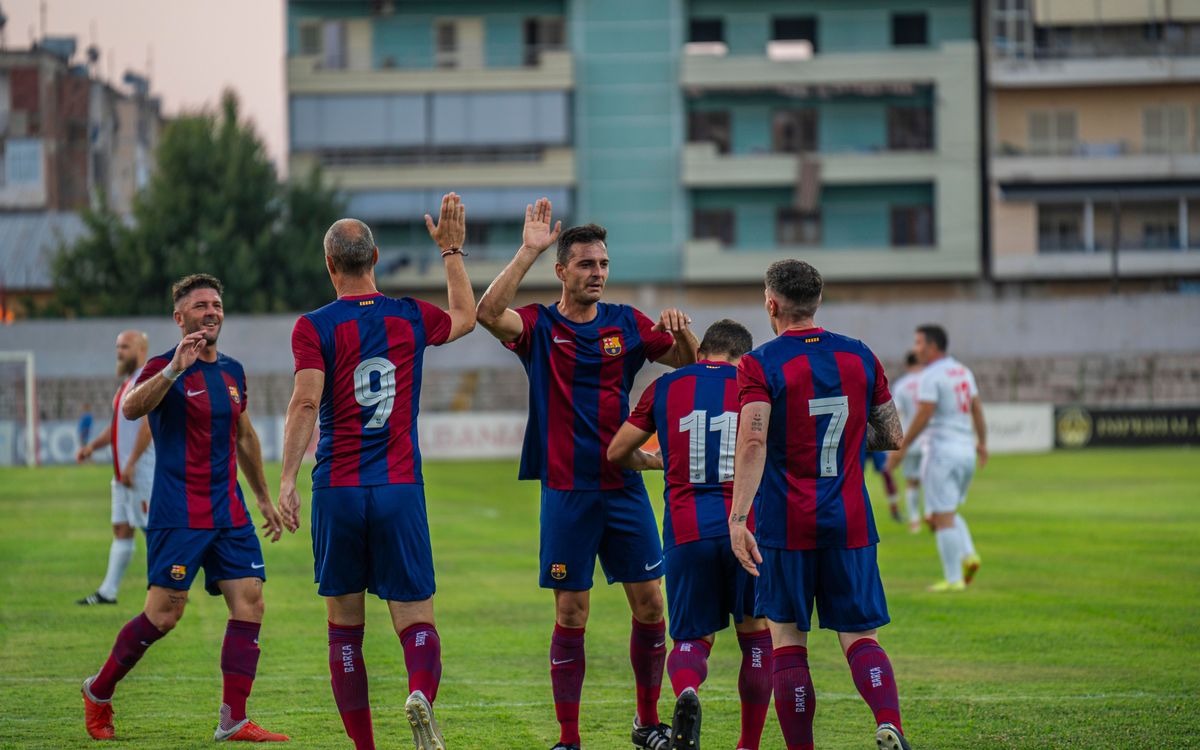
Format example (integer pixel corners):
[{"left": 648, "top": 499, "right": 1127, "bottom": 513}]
[{"left": 0, "top": 351, "right": 37, "bottom": 467}]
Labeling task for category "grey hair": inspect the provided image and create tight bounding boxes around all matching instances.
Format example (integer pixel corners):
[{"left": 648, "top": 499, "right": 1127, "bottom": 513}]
[{"left": 324, "top": 218, "right": 376, "bottom": 276}]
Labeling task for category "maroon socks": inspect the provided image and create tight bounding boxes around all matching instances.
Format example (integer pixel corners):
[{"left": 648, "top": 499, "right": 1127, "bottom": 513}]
[
  {"left": 329, "top": 622, "right": 374, "bottom": 750},
  {"left": 737, "top": 628, "right": 774, "bottom": 750},
  {"left": 629, "top": 618, "right": 666, "bottom": 726},
  {"left": 219, "top": 619, "right": 261, "bottom": 731},
  {"left": 399, "top": 623, "right": 442, "bottom": 703},
  {"left": 846, "top": 638, "right": 902, "bottom": 731},
  {"left": 773, "top": 645, "right": 815, "bottom": 750},
  {"left": 550, "top": 624, "right": 586, "bottom": 745},
  {"left": 90, "top": 612, "right": 165, "bottom": 700},
  {"left": 666, "top": 638, "right": 711, "bottom": 696}
]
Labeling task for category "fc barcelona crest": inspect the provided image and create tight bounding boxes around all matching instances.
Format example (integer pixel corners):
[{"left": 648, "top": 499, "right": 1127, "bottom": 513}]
[
  {"left": 550, "top": 563, "right": 568, "bottom": 581},
  {"left": 228, "top": 385, "right": 241, "bottom": 404},
  {"left": 602, "top": 335, "right": 623, "bottom": 357},
  {"left": 170, "top": 564, "right": 187, "bottom": 581}
]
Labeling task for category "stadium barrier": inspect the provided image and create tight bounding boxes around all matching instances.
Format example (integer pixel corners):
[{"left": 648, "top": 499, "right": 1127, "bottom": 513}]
[
  {"left": 1055, "top": 406, "right": 1200, "bottom": 448},
  {"left": 0, "top": 407, "right": 1062, "bottom": 466}
]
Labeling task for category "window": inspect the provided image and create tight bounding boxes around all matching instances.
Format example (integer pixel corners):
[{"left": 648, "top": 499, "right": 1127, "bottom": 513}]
[
  {"left": 435, "top": 21, "right": 458, "bottom": 68},
  {"left": 689, "top": 19, "right": 724, "bottom": 43},
  {"left": 891, "top": 206, "right": 934, "bottom": 246},
  {"left": 992, "top": 0, "right": 1033, "bottom": 58},
  {"left": 892, "top": 13, "right": 928, "bottom": 46},
  {"left": 887, "top": 106, "right": 933, "bottom": 150},
  {"left": 693, "top": 209, "right": 735, "bottom": 246},
  {"left": 1037, "top": 205, "right": 1083, "bottom": 252},
  {"left": 777, "top": 208, "right": 821, "bottom": 245},
  {"left": 466, "top": 221, "right": 491, "bottom": 248},
  {"left": 688, "top": 111, "right": 732, "bottom": 154},
  {"left": 1143, "top": 219, "right": 1180, "bottom": 249},
  {"left": 1143, "top": 105, "right": 1189, "bottom": 154},
  {"left": 772, "top": 16, "right": 818, "bottom": 53},
  {"left": 298, "top": 22, "right": 322, "bottom": 56},
  {"left": 524, "top": 16, "right": 566, "bottom": 66},
  {"left": 1028, "top": 110, "right": 1077, "bottom": 156},
  {"left": 772, "top": 110, "right": 818, "bottom": 153},
  {"left": 321, "top": 20, "right": 347, "bottom": 69}
]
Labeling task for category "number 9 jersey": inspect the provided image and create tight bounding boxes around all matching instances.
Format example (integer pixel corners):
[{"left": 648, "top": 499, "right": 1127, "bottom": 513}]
[
  {"left": 291, "top": 293, "right": 452, "bottom": 489},
  {"left": 737, "top": 327, "right": 891, "bottom": 551}
]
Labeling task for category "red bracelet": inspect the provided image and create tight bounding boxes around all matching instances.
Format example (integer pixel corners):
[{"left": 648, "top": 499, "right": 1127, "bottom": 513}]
[{"left": 441, "top": 247, "right": 467, "bottom": 258}]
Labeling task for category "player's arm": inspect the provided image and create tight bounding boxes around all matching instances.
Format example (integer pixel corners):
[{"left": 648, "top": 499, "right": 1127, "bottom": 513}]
[
  {"left": 885, "top": 401, "right": 935, "bottom": 472},
  {"left": 424, "top": 192, "right": 476, "bottom": 342},
  {"left": 235, "top": 410, "right": 284, "bottom": 542},
  {"left": 278, "top": 369, "right": 323, "bottom": 533},
  {"left": 475, "top": 197, "right": 561, "bottom": 342},
  {"left": 730, "top": 400, "right": 770, "bottom": 577},
  {"left": 123, "top": 332, "right": 207, "bottom": 419},
  {"left": 970, "top": 395, "right": 988, "bottom": 469},
  {"left": 865, "top": 400, "right": 903, "bottom": 452},
  {"left": 607, "top": 423, "right": 663, "bottom": 472},
  {"left": 120, "top": 418, "right": 153, "bottom": 487},
  {"left": 651, "top": 309, "right": 700, "bottom": 369},
  {"left": 75, "top": 423, "right": 112, "bottom": 463}
]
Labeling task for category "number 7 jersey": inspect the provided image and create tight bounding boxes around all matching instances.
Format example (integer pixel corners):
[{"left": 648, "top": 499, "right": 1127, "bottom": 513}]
[
  {"left": 737, "top": 327, "right": 891, "bottom": 551},
  {"left": 291, "top": 293, "right": 452, "bottom": 488}
]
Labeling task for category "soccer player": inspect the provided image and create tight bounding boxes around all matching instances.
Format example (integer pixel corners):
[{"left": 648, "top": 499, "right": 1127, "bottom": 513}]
[
  {"left": 886, "top": 325, "right": 986, "bottom": 592},
  {"left": 475, "top": 198, "right": 699, "bottom": 750},
  {"left": 75, "top": 330, "right": 155, "bottom": 605},
  {"left": 891, "top": 351, "right": 927, "bottom": 533},
  {"left": 81, "top": 274, "right": 288, "bottom": 743},
  {"left": 278, "top": 194, "right": 476, "bottom": 750},
  {"left": 729, "top": 260, "right": 913, "bottom": 750},
  {"left": 607, "top": 319, "right": 774, "bottom": 750}
]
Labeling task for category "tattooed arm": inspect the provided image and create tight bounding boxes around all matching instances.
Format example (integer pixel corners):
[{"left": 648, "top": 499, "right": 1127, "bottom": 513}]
[
  {"left": 730, "top": 401, "right": 770, "bottom": 576},
  {"left": 866, "top": 399, "right": 903, "bottom": 452}
]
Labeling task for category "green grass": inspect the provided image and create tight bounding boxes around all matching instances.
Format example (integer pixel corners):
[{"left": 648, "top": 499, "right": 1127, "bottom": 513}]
[{"left": 1, "top": 449, "right": 1198, "bottom": 749}]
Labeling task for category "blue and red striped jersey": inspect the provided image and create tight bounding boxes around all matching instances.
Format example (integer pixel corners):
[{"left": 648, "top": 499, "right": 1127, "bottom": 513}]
[
  {"left": 292, "top": 293, "right": 452, "bottom": 489},
  {"left": 507, "top": 302, "right": 674, "bottom": 490},
  {"left": 737, "top": 328, "right": 891, "bottom": 551},
  {"left": 627, "top": 360, "right": 753, "bottom": 550},
  {"left": 136, "top": 351, "right": 251, "bottom": 530}
]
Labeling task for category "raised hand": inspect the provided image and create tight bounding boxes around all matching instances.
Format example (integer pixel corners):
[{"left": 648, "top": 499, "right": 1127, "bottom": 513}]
[
  {"left": 522, "top": 197, "right": 562, "bottom": 254},
  {"left": 169, "top": 331, "right": 207, "bottom": 373},
  {"left": 425, "top": 192, "right": 466, "bottom": 253},
  {"left": 652, "top": 308, "right": 692, "bottom": 335}
]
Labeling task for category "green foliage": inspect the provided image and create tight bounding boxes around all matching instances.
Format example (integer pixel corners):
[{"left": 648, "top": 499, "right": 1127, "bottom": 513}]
[{"left": 50, "top": 91, "right": 343, "bottom": 316}]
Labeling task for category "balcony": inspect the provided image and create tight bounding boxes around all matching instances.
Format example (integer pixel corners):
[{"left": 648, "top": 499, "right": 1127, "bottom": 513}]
[
  {"left": 287, "top": 50, "right": 573, "bottom": 94},
  {"left": 993, "top": 247, "right": 1200, "bottom": 280},
  {"left": 992, "top": 33, "right": 1200, "bottom": 87},
  {"left": 993, "top": 144, "right": 1200, "bottom": 183},
  {"left": 681, "top": 142, "right": 940, "bottom": 188},
  {"left": 379, "top": 246, "right": 561, "bottom": 290},
  {"left": 291, "top": 147, "right": 575, "bottom": 190},
  {"left": 681, "top": 239, "right": 978, "bottom": 283}
]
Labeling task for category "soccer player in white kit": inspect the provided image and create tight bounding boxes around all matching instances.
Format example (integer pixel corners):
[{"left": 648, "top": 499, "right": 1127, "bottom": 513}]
[
  {"left": 76, "top": 330, "right": 156, "bottom": 605},
  {"left": 887, "top": 325, "right": 986, "bottom": 592},
  {"left": 890, "top": 352, "right": 926, "bottom": 534}
]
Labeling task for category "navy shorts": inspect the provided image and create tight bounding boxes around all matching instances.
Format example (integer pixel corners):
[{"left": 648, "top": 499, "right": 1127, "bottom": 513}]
[
  {"left": 756, "top": 545, "right": 889, "bottom": 633},
  {"left": 665, "top": 537, "right": 758, "bottom": 641},
  {"left": 146, "top": 524, "right": 265, "bottom": 596},
  {"left": 312, "top": 483, "right": 435, "bottom": 602},
  {"left": 539, "top": 482, "right": 664, "bottom": 590}
]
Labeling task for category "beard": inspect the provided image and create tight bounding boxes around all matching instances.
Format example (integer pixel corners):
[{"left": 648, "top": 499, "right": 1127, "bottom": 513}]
[
  {"left": 116, "top": 357, "right": 137, "bottom": 377},
  {"left": 187, "top": 318, "right": 221, "bottom": 346}
]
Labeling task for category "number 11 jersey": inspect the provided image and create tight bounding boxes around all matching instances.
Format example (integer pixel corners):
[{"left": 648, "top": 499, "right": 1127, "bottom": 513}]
[
  {"left": 737, "top": 328, "right": 891, "bottom": 551},
  {"left": 291, "top": 293, "right": 452, "bottom": 489}
]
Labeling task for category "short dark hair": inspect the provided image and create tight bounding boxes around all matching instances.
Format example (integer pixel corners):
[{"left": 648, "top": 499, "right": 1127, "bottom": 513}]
[
  {"left": 916, "top": 324, "right": 948, "bottom": 352},
  {"left": 905, "top": 350, "right": 919, "bottom": 367},
  {"left": 172, "top": 273, "right": 223, "bottom": 306},
  {"left": 698, "top": 319, "right": 754, "bottom": 359},
  {"left": 556, "top": 223, "right": 607, "bottom": 265},
  {"left": 765, "top": 259, "right": 823, "bottom": 318},
  {"left": 324, "top": 218, "right": 376, "bottom": 276}
]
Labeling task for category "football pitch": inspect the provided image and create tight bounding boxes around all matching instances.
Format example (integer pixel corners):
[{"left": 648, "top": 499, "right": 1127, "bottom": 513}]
[{"left": 1, "top": 449, "right": 1198, "bottom": 749}]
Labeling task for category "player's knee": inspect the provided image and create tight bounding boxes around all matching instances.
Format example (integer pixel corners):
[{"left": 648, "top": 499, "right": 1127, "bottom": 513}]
[
  {"left": 554, "top": 596, "right": 589, "bottom": 628},
  {"left": 630, "top": 588, "right": 664, "bottom": 623}
]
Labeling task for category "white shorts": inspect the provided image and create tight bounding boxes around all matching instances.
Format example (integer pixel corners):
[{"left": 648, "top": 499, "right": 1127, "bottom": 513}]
[
  {"left": 921, "top": 449, "right": 975, "bottom": 515},
  {"left": 111, "top": 474, "right": 152, "bottom": 528},
  {"left": 901, "top": 449, "right": 923, "bottom": 481}
]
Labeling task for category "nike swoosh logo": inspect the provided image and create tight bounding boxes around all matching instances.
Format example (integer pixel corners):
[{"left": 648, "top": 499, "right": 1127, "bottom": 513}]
[
  {"left": 551, "top": 658, "right": 576, "bottom": 665},
  {"left": 644, "top": 560, "right": 663, "bottom": 571},
  {"left": 552, "top": 336, "right": 572, "bottom": 344},
  {"left": 139, "top": 640, "right": 152, "bottom": 646},
  {"left": 186, "top": 389, "right": 206, "bottom": 397},
  {"left": 251, "top": 562, "right": 265, "bottom": 569},
  {"left": 653, "top": 641, "right": 666, "bottom": 648}
]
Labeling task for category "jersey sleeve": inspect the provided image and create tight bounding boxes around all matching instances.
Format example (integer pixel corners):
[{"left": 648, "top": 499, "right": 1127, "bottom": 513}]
[
  {"left": 626, "top": 380, "right": 658, "bottom": 433},
  {"left": 415, "top": 299, "right": 453, "bottom": 347},
  {"left": 291, "top": 315, "right": 325, "bottom": 373},
  {"left": 135, "top": 356, "right": 169, "bottom": 386},
  {"left": 916, "top": 368, "right": 939, "bottom": 404},
  {"left": 237, "top": 364, "right": 249, "bottom": 414},
  {"left": 634, "top": 308, "right": 675, "bottom": 362},
  {"left": 966, "top": 368, "right": 979, "bottom": 398},
  {"left": 503, "top": 305, "right": 542, "bottom": 358},
  {"left": 738, "top": 353, "right": 771, "bottom": 407},
  {"left": 871, "top": 354, "right": 892, "bottom": 406}
]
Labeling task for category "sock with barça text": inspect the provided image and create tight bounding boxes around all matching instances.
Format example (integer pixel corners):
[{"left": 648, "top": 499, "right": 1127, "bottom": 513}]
[
  {"left": 399, "top": 623, "right": 442, "bottom": 703},
  {"left": 630, "top": 618, "right": 666, "bottom": 726},
  {"left": 846, "top": 638, "right": 902, "bottom": 731},
  {"left": 772, "top": 645, "right": 815, "bottom": 750},
  {"left": 219, "top": 619, "right": 261, "bottom": 731},
  {"left": 329, "top": 622, "right": 374, "bottom": 750},
  {"left": 91, "top": 612, "right": 165, "bottom": 700},
  {"left": 666, "top": 639, "right": 710, "bottom": 696},
  {"left": 551, "top": 624, "right": 586, "bottom": 745},
  {"left": 736, "top": 628, "right": 774, "bottom": 750}
]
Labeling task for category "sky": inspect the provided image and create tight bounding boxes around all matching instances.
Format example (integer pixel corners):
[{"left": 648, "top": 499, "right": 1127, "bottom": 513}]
[{"left": 3, "top": 0, "right": 289, "bottom": 170}]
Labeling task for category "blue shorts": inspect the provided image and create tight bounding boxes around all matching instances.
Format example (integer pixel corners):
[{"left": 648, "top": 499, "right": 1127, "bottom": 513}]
[
  {"left": 869, "top": 452, "right": 888, "bottom": 472},
  {"left": 756, "top": 545, "right": 889, "bottom": 633},
  {"left": 665, "top": 537, "right": 758, "bottom": 641},
  {"left": 539, "top": 482, "right": 664, "bottom": 590},
  {"left": 146, "top": 524, "right": 265, "bottom": 596},
  {"left": 312, "top": 484, "right": 434, "bottom": 602}
]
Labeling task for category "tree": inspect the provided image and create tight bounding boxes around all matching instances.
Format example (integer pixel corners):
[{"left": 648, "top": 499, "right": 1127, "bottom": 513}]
[{"left": 50, "top": 90, "right": 343, "bottom": 316}]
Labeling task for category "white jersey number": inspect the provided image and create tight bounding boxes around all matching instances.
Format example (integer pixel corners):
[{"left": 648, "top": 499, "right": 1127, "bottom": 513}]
[
  {"left": 678, "top": 410, "right": 738, "bottom": 484},
  {"left": 808, "top": 396, "right": 849, "bottom": 477},
  {"left": 354, "top": 357, "right": 397, "bottom": 430}
]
